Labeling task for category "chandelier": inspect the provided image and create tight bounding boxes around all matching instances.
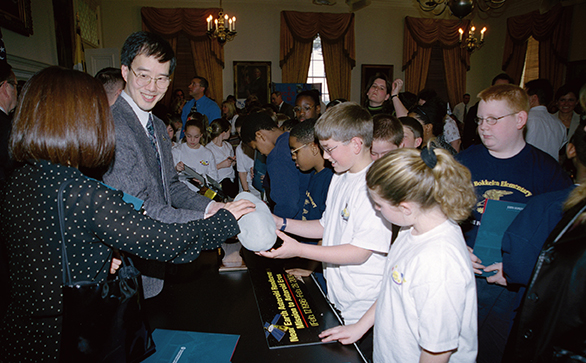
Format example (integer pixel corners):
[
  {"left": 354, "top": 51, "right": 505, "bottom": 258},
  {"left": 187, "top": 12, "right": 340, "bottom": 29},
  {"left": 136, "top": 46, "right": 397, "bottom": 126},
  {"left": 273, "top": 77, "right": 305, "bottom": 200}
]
[
  {"left": 417, "top": 0, "right": 505, "bottom": 19},
  {"left": 459, "top": 24, "right": 486, "bottom": 53},
  {"left": 206, "top": 0, "right": 237, "bottom": 45}
]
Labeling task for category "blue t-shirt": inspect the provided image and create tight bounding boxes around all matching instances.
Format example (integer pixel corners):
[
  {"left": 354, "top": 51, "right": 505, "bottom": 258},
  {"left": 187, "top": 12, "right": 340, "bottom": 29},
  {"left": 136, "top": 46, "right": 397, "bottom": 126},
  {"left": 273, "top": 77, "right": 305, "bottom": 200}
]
[
  {"left": 456, "top": 143, "right": 572, "bottom": 248},
  {"left": 267, "top": 132, "right": 311, "bottom": 218},
  {"left": 298, "top": 167, "right": 334, "bottom": 221},
  {"left": 180, "top": 96, "right": 222, "bottom": 138}
]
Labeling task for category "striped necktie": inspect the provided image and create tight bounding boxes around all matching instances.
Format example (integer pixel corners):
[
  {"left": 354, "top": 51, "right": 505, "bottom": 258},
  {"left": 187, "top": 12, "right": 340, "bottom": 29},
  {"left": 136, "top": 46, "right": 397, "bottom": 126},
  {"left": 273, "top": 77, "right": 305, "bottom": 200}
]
[{"left": 146, "top": 114, "right": 161, "bottom": 170}]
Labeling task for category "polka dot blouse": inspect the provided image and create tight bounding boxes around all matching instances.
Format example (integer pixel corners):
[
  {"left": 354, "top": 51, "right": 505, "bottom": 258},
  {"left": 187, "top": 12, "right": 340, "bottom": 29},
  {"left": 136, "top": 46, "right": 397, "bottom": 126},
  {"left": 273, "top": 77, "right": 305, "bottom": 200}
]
[{"left": 0, "top": 160, "right": 239, "bottom": 362}]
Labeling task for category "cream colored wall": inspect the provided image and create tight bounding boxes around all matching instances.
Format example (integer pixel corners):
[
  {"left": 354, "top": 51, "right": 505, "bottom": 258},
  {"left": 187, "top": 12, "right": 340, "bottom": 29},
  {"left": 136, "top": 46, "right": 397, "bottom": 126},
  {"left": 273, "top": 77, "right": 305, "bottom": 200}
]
[
  {"left": 100, "top": 0, "right": 423, "bottom": 103},
  {"left": 3, "top": 0, "right": 57, "bottom": 77},
  {"left": 3, "top": 0, "right": 584, "bottom": 101}
]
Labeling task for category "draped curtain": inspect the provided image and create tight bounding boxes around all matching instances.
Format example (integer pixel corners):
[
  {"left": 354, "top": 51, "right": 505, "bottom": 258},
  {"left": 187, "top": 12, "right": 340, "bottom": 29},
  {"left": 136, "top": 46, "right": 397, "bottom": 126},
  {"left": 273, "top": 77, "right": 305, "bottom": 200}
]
[
  {"left": 502, "top": 4, "right": 572, "bottom": 91},
  {"left": 402, "top": 17, "right": 470, "bottom": 109},
  {"left": 280, "top": 11, "right": 355, "bottom": 101},
  {"left": 141, "top": 7, "right": 224, "bottom": 107}
]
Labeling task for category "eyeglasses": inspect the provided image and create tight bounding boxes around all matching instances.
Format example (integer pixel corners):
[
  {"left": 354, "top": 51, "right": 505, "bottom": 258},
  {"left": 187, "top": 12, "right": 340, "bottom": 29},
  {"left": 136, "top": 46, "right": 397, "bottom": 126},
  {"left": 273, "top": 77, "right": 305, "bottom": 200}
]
[
  {"left": 290, "top": 143, "right": 309, "bottom": 156},
  {"left": 475, "top": 112, "right": 519, "bottom": 125},
  {"left": 294, "top": 105, "right": 315, "bottom": 113},
  {"left": 130, "top": 67, "right": 171, "bottom": 88},
  {"left": 320, "top": 142, "right": 348, "bottom": 155}
]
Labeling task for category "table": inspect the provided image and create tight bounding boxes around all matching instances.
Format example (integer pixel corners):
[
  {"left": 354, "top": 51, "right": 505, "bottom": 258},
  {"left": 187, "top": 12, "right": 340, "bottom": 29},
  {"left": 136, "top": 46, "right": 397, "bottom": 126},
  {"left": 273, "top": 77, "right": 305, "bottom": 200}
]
[{"left": 143, "top": 250, "right": 367, "bottom": 362}]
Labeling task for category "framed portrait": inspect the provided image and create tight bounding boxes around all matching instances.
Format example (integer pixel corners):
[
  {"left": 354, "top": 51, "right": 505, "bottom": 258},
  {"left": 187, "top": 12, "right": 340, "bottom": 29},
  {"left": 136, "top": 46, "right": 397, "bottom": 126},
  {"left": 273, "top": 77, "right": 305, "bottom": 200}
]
[
  {"left": 360, "top": 64, "right": 393, "bottom": 106},
  {"left": 234, "top": 61, "right": 271, "bottom": 105},
  {"left": 0, "top": 0, "right": 33, "bottom": 36}
]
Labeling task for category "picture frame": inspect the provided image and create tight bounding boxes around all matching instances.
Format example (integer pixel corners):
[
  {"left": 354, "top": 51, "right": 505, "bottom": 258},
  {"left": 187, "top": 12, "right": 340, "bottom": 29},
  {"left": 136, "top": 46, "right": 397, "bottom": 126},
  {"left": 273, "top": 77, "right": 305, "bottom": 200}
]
[
  {"left": 0, "top": 0, "right": 33, "bottom": 36},
  {"left": 234, "top": 61, "right": 271, "bottom": 105},
  {"left": 360, "top": 64, "right": 393, "bottom": 106}
]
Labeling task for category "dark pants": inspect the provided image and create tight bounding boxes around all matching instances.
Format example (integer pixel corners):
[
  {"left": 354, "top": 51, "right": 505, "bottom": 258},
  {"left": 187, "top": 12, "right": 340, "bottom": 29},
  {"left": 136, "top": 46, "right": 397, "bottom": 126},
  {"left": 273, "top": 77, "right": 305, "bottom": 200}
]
[
  {"left": 221, "top": 178, "right": 238, "bottom": 199},
  {"left": 476, "top": 277, "right": 520, "bottom": 363}
]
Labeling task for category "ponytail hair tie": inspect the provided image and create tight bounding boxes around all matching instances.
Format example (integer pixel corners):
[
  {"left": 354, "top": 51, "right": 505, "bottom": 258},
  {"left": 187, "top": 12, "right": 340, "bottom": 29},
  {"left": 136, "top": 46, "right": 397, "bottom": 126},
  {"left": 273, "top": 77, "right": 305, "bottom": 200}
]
[
  {"left": 207, "top": 126, "right": 213, "bottom": 134},
  {"left": 421, "top": 145, "right": 437, "bottom": 169}
]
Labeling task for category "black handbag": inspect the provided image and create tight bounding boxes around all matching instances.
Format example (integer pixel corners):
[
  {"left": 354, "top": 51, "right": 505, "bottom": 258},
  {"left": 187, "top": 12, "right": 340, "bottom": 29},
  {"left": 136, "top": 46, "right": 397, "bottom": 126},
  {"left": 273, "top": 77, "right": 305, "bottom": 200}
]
[{"left": 57, "top": 179, "right": 156, "bottom": 362}]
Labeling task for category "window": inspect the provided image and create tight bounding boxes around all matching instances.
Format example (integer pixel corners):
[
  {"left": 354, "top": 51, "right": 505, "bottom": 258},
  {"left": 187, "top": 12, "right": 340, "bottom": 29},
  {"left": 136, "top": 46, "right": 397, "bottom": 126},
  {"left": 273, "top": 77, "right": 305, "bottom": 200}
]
[
  {"left": 75, "top": 0, "right": 100, "bottom": 48},
  {"left": 521, "top": 36, "right": 539, "bottom": 86},
  {"left": 307, "top": 35, "right": 330, "bottom": 104}
]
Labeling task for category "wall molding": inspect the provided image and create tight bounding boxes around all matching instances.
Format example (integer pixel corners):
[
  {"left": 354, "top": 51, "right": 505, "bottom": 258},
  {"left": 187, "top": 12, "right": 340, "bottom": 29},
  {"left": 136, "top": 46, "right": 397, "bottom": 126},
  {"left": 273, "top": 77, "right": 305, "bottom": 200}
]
[{"left": 7, "top": 54, "right": 52, "bottom": 80}]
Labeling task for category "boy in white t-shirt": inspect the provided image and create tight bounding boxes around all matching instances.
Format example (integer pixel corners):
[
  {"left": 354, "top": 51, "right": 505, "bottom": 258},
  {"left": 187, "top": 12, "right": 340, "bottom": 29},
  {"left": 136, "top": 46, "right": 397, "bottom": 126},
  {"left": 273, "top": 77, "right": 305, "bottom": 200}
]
[{"left": 258, "top": 102, "right": 392, "bottom": 358}]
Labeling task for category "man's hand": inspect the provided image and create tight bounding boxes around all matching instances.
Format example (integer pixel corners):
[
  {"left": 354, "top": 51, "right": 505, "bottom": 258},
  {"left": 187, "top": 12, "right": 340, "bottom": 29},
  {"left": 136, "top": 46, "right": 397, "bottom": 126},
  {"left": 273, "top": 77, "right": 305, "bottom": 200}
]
[
  {"left": 485, "top": 262, "right": 507, "bottom": 286},
  {"left": 467, "top": 246, "right": 485, "bottom": 275},
  {"left": 205, "top": 201, "right": 225, "bottom": 218}
]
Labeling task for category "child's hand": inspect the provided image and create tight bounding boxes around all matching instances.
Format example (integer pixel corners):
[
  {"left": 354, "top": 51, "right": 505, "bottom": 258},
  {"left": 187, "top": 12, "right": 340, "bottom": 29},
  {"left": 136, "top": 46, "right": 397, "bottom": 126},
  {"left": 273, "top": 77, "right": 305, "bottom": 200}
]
[
  {"left": 218, "top": 158, "right": 233, "bottom": 169},
  {"left": 467, "top": 246, "right": 485, "bottom": 275},
  {"left": 319, "top": 324, "right": 364, "bottom": 345},
  {"left": 285, "top": 268, "right": 313, "bottom": 281},
  {"left": 175, "top": 161, "right": 185, "bottom": 172},
  {"left": 256, "top": 230, "right": 301, "bottom": 259},
  {"left": 484, "top": 262, "right": 507, "bottom": 286}
]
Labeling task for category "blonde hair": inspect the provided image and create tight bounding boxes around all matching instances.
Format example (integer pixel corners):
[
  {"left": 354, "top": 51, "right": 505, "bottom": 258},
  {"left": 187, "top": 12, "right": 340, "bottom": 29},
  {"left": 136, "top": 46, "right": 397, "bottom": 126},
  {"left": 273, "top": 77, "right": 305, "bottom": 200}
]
[
  {"left": 366, "top": 146, "right": 476, "bottom": 222},
  {"left": 315, "top": 102, "right": 373, "bottom": 147},
  {"left": 222, "top": 100, "right": 236, "bottom": 119},
  {"left": 477, "top": 84, "right": 530, "bottom": 114}
]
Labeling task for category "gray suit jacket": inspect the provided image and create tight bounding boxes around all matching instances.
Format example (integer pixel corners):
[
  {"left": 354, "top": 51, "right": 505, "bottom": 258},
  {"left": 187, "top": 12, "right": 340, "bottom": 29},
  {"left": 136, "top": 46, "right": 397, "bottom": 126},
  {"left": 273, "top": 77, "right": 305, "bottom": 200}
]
[{"left": 103, "top": 96, "right": 211, "bottom": 224}]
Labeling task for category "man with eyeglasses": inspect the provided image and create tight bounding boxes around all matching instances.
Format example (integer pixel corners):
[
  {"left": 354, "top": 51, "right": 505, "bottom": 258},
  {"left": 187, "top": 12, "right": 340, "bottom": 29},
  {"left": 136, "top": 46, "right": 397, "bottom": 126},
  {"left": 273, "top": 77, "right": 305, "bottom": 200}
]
[
  {"left": 456, "top": 84, "right": 572, "bottom": 363},
  {"left": 103, "top": 32, "right": 226, "bottom": 298},
  {"left": 0, "top": 61, "right": 17, "bottom": 182}
]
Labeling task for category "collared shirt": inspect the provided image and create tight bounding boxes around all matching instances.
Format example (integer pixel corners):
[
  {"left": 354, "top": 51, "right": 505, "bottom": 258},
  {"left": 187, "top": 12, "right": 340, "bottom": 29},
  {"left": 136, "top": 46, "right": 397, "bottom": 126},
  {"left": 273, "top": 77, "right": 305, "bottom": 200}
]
[{"left": 120, "top": 90, "right": 152, "bottom": 138}]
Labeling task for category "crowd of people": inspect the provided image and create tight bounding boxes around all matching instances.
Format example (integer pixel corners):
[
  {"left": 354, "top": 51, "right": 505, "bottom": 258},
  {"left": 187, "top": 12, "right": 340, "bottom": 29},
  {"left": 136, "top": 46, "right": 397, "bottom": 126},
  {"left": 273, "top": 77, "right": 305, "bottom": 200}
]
[{"left": 0, "top": 30, "right": 585, "bottom": 363}]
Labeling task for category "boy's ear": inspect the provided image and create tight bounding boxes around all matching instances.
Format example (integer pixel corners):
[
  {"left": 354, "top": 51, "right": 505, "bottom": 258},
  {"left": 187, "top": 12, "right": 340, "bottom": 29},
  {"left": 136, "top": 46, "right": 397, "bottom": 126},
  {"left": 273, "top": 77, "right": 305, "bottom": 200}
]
[
  {"left": 310, "top": 142, "right": 320, "bottom": 156},
  {"left": 351, "top": 136, "right": 364, "bottom": 154},
  {"left": 255, "top": 130, "right": 265, "bottom": 142},
  {"left": 515, "top": 111, "right": 528, "bottom": 130},
  {"left": 414, "top": 137, "right": 423, "bottom": 148}
]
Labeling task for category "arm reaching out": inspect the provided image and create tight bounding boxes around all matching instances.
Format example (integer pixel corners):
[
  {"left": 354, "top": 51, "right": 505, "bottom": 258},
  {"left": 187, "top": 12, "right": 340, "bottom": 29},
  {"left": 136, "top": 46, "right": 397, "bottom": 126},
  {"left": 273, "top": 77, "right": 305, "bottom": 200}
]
[
  {"left": 257, "top": 230, "right": 372, "bottom": 265},
  {"left": 319, "top": 301, "right": 376, "bottom": 345}
]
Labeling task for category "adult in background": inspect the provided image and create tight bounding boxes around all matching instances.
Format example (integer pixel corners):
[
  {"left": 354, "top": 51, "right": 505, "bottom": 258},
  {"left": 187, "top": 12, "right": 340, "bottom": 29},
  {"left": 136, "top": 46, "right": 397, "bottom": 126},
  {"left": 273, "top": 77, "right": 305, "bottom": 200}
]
[
  {"left": 102, "top": 32, "right": 226, "bottom": 298},
  {"left": 0, "top": 61, "right": 17, "bottom": 322},
  {"left": 553, "top": 84, "right": 581, "bottom": 140},
  {"left": 0, "top": 62, "right": 17, "bottom": 182},
  {"left": 181, "top": 76, "right": 221, "bottom": 137},
  {"left": 271, "top": 90, "right": 295, "bottom": 119},
  {"left": 363, "top": 73, "right": 393, "bottom": 117},
  {"left": 452, "top": 93, "right": 471, "bottom": 124},
  {"left": 95, "top": 67, "right": 125, "bottom": 107},
  {"left": 525, "top": 78, "right": 567, "bottom": 161},
  {"left": 0, "top": 66, "right": 254, "bottom": 362}
]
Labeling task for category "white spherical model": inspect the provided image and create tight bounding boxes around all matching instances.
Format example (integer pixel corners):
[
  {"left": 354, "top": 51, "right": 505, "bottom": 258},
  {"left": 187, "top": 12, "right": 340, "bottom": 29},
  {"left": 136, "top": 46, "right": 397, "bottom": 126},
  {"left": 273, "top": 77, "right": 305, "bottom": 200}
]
[{"left": 234, "top": 192, "right": 277, "bottom": 251}]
